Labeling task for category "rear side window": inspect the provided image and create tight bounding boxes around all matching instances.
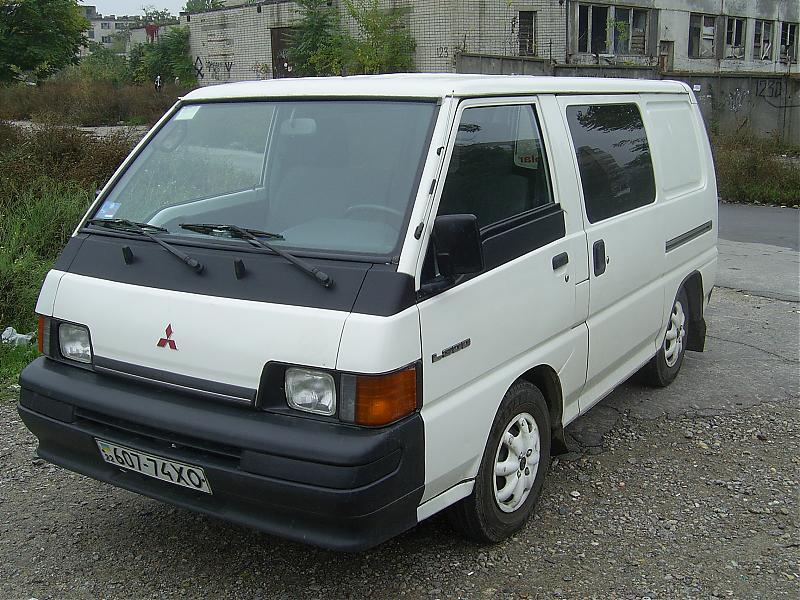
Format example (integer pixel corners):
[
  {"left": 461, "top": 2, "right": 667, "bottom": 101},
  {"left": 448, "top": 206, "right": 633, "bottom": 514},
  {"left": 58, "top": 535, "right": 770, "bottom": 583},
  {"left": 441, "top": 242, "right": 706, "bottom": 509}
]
[
  {"left": 438, "top": 104, "right": 554, "bottom": 229},
  {"left": 566, "top": 103, "right": 656, "bottom": 223}
]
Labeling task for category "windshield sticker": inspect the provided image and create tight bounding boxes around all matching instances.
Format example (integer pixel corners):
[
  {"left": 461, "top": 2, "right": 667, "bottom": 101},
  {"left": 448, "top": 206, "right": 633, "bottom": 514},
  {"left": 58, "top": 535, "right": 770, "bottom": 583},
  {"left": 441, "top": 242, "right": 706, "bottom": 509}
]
[
  {"left": 174, "top": 105, "right": 201, "bottom": 121},
  {"left": 96, "top": 199, "right": 121, "bottom": 219}
]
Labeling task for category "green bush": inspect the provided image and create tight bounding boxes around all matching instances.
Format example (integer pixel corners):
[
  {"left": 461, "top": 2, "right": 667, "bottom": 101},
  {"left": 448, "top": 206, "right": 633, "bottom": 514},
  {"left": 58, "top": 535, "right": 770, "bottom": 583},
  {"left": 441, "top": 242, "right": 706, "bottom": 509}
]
[
  {"left": 713, "top": 131, "right": 800, "bottom": 206},
  {"left": 0, "top": 122, "right": 135, "bottom": 332}
]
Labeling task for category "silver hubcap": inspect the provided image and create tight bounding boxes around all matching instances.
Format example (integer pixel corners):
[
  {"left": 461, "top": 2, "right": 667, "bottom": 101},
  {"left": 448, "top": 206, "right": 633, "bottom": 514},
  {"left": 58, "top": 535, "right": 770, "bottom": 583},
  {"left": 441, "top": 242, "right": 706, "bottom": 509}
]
[
  {"left": 493, "top": 412, "right": 540, "bottom": 513},
  {"left": 664, "top": 299, "right": 686, "bottom": 367}
]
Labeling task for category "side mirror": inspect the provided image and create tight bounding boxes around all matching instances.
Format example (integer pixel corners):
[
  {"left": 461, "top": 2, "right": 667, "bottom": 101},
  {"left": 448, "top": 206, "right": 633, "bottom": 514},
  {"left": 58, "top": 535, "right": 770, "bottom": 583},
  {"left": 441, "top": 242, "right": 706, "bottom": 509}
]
[{"left": 432, "top": 214, "right": 484, "bottom": 277}]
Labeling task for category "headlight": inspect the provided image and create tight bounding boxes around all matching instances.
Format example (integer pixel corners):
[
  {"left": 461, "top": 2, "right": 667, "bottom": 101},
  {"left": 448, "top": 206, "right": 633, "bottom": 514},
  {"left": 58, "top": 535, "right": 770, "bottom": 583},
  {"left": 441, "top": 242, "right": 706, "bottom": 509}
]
[
  {"left": 58, "top": 323, "right": 92, "bottom": 364},
  {"left": 285, "top": 368, "right": 336, "bottom": 416}
]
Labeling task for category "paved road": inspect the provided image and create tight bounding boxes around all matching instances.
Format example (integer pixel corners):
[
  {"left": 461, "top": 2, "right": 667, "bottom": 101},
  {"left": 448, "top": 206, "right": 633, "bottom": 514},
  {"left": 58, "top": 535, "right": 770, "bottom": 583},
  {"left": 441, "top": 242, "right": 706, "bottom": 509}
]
[{"left": 717, "top": 203, "right": 799, "bottom": 302}]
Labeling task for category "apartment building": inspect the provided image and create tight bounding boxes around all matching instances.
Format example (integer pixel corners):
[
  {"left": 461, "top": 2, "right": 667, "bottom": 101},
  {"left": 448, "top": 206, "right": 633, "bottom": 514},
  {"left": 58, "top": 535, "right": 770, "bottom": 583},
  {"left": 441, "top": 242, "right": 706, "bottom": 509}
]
[{"left": 78, "top": 5, "right": 139, "bottom": 56}]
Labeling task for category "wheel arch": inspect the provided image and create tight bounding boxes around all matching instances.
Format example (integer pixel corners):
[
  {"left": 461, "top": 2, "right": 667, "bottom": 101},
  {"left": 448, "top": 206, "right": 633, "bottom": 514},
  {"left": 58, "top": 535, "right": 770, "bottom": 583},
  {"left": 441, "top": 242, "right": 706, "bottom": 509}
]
[{"left": 517, "top": 364, "right": 568, "bottom": 454}]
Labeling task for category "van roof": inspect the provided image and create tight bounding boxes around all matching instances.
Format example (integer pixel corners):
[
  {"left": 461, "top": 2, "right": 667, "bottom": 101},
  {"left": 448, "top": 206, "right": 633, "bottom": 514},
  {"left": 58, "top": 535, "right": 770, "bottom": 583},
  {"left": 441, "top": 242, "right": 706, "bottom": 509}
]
[{"left": 182, "top": 73, "right": 691, "bottom": 102}]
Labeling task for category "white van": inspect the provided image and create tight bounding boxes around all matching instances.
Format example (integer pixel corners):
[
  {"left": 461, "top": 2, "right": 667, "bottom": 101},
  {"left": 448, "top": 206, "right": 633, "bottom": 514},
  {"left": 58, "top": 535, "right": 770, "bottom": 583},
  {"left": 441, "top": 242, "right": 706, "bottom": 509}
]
[{"left": 19, "top": 74, "right": 717, "bottom": 551}]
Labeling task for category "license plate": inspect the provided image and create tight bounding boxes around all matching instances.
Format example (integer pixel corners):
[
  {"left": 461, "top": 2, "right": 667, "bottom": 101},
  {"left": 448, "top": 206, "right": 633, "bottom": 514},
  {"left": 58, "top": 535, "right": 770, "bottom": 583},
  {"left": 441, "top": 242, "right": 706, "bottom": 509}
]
[{"left": 95, "top": 439, "right": 212, "bottom": 494}]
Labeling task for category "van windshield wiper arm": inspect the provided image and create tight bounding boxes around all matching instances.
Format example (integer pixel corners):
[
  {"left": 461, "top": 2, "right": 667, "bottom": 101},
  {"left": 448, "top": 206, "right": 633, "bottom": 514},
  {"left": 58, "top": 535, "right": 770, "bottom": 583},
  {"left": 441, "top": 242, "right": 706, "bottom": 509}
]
[
  {"left": 86, "top": 218, "right": 204, "bottom": 273},
  {"left": 179, "top": 223, "right": 333, "bottom": 288}
]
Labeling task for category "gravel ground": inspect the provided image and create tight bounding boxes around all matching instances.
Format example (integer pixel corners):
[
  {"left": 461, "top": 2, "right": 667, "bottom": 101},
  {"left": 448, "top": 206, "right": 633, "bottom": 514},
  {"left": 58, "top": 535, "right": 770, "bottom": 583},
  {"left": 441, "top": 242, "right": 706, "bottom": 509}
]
[{"left": 1, "top": 287, "right": 798, "bottom": 600}]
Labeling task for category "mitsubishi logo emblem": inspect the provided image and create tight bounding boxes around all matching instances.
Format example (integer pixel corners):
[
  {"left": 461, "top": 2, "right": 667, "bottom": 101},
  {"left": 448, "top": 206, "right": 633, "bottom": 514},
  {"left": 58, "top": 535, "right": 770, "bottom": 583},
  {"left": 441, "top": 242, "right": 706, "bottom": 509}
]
[{"left": 157, "top": 324, "right": 177, "bottom": 350}]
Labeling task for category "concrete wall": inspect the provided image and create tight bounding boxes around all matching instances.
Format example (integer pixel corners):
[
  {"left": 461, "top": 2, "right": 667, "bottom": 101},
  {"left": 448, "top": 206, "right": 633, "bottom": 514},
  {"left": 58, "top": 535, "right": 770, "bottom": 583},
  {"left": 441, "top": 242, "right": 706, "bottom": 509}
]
[{"left": 457, "top": 52, "right": 800, "bottom": 143}]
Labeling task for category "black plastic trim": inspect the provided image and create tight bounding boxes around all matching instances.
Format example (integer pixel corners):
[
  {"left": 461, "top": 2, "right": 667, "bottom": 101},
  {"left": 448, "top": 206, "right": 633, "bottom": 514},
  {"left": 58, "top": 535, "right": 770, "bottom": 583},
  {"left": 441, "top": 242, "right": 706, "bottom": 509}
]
[
  {"left": 93, "top": 356, "right": 256, "bottom": 406},
  {"left": 17, "top": 357, "right": 425, "bottom": 551},
  {"left": 665, "top": 220, "right": 713, "bottom": 253}
]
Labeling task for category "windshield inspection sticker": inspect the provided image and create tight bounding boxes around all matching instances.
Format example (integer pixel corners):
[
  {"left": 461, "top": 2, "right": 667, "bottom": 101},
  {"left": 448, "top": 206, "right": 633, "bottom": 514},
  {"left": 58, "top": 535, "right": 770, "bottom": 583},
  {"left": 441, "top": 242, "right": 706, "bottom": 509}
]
[
  {"left": 96, "top": 199, "right": 121, "bottom": 218},
  {"left": 174, "top": 105, "right": 201, "bottom": 121}
]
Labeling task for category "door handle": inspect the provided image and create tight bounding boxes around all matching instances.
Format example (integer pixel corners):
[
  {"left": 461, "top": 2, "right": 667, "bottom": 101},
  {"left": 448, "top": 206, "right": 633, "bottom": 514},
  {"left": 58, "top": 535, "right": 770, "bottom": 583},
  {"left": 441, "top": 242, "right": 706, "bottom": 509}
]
[
  {"left": 593, "top": 240, "right": 606, "bottom": 276},
  {"left": 552, "top": 252, "right": 569, "bottom": 270}
]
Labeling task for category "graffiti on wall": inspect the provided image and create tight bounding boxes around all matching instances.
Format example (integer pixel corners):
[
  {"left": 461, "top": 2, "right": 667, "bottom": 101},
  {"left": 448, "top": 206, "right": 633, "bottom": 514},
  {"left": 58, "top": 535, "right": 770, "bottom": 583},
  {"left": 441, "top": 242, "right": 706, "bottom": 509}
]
[
  {"left": 756, "top": 79, "right": 783, "bottom": 98},
  {"left": 194, "top": 56, "right": 234, "bottom": 81},
  {"left": 728, "top": 87, "right": 750, "bottom": 113}
]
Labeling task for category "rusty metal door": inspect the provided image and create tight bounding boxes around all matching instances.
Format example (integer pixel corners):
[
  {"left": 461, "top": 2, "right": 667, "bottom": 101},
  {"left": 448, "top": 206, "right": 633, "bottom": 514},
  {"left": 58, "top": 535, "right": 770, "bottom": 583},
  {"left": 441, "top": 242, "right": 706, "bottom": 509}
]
[{"left": 271, "top": 28, "right": 296, "bottom": 78}]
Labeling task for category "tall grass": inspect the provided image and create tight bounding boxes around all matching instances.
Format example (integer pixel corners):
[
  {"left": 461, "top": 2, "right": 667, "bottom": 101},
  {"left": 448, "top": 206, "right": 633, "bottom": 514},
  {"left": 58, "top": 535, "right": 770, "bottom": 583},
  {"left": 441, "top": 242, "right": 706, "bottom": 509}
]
[
  {"left": 713, "top": 131, "right": 800, "bottom": 206},
  {"left": 0, "top": 121, "right": 134, "bottom": 332},
  {"left": 0, "top": 80, "right": 183, "bottom": 126}
]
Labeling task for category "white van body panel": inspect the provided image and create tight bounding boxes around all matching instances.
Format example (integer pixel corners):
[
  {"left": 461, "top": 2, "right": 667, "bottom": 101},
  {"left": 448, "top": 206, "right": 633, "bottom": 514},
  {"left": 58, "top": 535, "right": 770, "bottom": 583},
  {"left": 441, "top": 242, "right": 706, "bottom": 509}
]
[
  {"left": 416, "top": 96, "right": 589, "bottom": 502},
  {"left": 336, "top": 306, "right": 421, "bottom": 374},
  {"left": 52, "top": 273, "right": 348, "bottom": 390},
  {"left": 35, "top": 269, "right": 67, "bottom": 316}
]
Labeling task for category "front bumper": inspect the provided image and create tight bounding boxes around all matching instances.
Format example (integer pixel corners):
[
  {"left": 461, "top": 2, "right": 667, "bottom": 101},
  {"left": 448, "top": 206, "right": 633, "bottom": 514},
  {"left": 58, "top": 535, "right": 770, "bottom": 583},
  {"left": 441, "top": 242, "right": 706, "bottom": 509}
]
[{"left": 18, "top": 358, "right": 424, "bottom": 551}]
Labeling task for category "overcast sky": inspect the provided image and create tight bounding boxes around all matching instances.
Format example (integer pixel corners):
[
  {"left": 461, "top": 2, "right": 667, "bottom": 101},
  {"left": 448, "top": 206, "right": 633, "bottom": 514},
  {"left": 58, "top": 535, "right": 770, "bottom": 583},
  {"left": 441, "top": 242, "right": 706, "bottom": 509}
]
[{"left": 85, "top": 0, "right": 186, "bottom": 18}]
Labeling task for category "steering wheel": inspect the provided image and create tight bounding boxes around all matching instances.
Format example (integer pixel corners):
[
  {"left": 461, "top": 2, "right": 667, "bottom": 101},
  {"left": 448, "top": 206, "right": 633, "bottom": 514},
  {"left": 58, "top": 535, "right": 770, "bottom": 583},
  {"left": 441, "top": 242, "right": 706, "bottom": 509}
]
[{"left": 344, "top": 204, "right": 404, "bottom": 220}]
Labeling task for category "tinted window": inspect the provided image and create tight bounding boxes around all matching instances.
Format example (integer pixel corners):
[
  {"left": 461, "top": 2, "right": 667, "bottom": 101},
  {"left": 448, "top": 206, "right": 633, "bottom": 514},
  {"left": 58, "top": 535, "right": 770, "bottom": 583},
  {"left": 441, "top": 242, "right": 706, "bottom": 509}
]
[
  {"left": 438, "top": 104, "right": 553, "bottom": 229},
  {"left": 566, "top": 103, "right": 656, "bottom": 223}
]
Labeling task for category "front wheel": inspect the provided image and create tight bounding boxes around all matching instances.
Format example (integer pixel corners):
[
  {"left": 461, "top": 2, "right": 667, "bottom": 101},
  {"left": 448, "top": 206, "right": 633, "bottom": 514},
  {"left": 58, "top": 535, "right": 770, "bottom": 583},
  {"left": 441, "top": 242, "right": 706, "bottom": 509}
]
[
  {"left": 640, "top": 286, "right": 689, "bottom": 387},
  {"left": 447, "top": 381, "right": 551, "bottom": 543}
]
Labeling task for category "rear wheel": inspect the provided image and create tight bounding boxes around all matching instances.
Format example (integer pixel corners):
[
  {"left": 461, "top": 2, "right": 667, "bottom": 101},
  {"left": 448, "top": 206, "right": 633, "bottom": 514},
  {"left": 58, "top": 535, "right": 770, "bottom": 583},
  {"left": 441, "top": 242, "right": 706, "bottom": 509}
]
[
  {"left": 641, "top": 286, "right": 689, "bottom": 387},
  {"left": 447, "top": 381, "right": 551, "bottom": 543}
]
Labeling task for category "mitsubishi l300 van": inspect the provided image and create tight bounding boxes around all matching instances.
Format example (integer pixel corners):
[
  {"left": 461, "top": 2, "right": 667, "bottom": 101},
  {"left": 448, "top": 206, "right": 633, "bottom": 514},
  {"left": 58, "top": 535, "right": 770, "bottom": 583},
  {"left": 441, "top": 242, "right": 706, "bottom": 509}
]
[{"left": 19, "top": 74, "right": 717, "bottom": 551}]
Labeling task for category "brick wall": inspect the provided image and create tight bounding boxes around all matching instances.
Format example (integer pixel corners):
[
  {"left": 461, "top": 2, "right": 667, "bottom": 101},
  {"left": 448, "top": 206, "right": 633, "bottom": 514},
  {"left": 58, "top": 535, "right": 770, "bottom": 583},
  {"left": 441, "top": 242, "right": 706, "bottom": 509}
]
[{"left": 183, "top": 1, "right": 566, "bottom": 83}]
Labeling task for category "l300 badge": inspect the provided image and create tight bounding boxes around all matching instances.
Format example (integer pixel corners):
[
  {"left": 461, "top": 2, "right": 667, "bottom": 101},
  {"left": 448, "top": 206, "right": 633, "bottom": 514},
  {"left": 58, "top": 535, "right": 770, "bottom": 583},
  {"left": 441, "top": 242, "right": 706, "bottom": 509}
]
[{"left": 432, "top": 338, "right": 471, "bottom": 363}]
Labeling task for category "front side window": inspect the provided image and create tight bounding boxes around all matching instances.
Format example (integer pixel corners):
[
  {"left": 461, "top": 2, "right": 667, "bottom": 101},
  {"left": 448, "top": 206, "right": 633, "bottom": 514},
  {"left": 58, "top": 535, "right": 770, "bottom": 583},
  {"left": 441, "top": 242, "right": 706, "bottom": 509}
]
[
  {"left": 437, "top": 104, "right": 554, "bottom": 230},
  {"left": 689, "top": 13, "right": 717, "bottom": 58},
  {"left": 93, "top": 101, "right": 437, "bottom": 256},
  {"left": 754, "top": 20, "right": 774, "bottom": 60},
  {"left": 566, "top": 103, "right": 655, "bottom": 223}
]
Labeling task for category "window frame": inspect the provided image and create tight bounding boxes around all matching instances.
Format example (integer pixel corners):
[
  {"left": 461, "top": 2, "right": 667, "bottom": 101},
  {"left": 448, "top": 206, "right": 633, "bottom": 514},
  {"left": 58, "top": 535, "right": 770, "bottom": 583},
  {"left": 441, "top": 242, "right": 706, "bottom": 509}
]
[
  {"left": 724, "top": 16, "right": 746, "bottom": 59},
  {"left": 689, "top": 13, "right": 717, "bottom": 59},
  {"left": 560, "top": 95, "right": 658, "bottom": 226},
  {"left": 754, "top": 20, "right": 774, "bottom": 61},
  {"left": 780, "top": 22, "right": 798, "bottom": 62},
  {"left": 518, "top": 10, "right": 536, "bottom": 56},
  {"left": 577, "top": 3, "right": 650, "bottom": 56},
  {"left": 418, "top": 96, "right": 565, "bottom": 286}
]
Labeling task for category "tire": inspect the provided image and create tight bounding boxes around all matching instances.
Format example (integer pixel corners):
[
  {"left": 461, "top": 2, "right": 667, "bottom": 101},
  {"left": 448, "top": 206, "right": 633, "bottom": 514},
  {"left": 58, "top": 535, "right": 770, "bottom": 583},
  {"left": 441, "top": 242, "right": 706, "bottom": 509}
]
[
  {"left": 640, "top": 286, "right": 689, "bottom": 387},
  {"left": 447, "top": 380, "right": 551, "bottom": 543}
]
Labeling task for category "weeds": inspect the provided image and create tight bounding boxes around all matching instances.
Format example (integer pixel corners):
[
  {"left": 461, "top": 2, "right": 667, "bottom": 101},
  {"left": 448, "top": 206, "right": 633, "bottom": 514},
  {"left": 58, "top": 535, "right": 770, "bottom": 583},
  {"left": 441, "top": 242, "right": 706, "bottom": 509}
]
[
  {"left": 713, "top": 131, "right": 800, "bottom": 206},
  {"left": 0, "top": 121, "right": 135, "bottom": 332},
  {"left": 0, "top": 343, "right": 39, "bottom": 385},
  {"left": 0, "top": 80, "right": 182, "bottom": 126}
]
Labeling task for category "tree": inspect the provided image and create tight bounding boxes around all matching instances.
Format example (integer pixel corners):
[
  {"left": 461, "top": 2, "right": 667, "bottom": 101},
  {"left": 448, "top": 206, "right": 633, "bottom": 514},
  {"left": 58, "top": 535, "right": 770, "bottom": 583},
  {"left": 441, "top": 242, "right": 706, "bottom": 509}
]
[
  {"left": 0, "top": 0, "right": 89, "bottom": 82},
  {"left": 128, "top": 27, "right": 194, "bottom": 85},
  {"left": 141, "top": 4, "right": 176, "bottom": 25},
  {"left": 344, "top": 0, "right": 415, "bottom": 74},
  {"left": 183, "top": 0, "right": 224, "bottom": 12},
  {"left": 287, "top": 0, "right": 341, "bottom": 76}
]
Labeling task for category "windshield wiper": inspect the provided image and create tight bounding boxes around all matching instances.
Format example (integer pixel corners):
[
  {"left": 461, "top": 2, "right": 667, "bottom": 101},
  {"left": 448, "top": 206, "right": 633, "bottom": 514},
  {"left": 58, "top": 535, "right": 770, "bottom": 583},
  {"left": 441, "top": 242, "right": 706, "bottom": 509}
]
[
  {"left": 86, "top": 218, "right": 204, "bottom": 274},
  {"left": 179, "top": 223, "right": 284, "bottom": 240},
  {"left": 179, "top": 223, "right": 333, "bottom": 288}
]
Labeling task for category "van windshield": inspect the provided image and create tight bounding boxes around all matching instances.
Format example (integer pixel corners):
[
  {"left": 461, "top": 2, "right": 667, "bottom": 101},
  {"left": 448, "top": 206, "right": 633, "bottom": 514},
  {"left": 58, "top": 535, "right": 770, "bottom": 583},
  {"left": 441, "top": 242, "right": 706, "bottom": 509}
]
[{"left": 93, "top": 100, "right": 437, "bottom": 256}]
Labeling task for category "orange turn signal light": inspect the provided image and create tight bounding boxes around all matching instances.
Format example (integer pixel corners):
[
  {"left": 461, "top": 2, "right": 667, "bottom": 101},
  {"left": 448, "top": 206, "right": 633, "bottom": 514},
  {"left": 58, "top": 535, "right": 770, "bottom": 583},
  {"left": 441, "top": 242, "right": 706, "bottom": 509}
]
[
  {"left": 354, "top": 367, "right": 417, "bottom": 427},
  {"left": 37, "top": 315, "right": 45, "bottom": 354}
]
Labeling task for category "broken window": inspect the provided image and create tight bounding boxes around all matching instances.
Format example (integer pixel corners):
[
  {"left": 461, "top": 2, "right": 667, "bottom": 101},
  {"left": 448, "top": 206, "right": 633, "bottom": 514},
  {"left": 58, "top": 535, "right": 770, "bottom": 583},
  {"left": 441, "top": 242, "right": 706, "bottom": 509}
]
[
  {"left": 780, "top": 22, "right": 798, "bottom": 62},
  {"left": 754, "top": 20, "right": 774, "bottom": 60},
  {"left": 101, "top": 35, "right": 112, "bottom": 43},
  {"left": 725, "top": 17, "right": 745, "bottom": 59},
  {"left": 578, "top": 4, "right": 649, "bottom": 56},
  {"left": 101, "top": 22, "right": 111, "bottom": 29},
  {"left": 87, "top": 29, "right": 95, "bottom": 39},
  {"left": 689, "top": 13, "right": 716, "bottom": 59},
  {"left": 519, "top": 11, "right": 536, "bottom": 56}
]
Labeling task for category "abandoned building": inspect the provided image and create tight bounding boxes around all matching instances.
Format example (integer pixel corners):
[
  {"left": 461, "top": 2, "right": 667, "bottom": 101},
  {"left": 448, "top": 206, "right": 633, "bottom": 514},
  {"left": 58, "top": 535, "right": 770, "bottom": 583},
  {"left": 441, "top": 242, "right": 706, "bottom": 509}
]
[
  {"left": 181, "top": 1, "right": 798, "bottom": 82},
  {"left": 181, "top": 1, "right": 799, "bottom": 141}
]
